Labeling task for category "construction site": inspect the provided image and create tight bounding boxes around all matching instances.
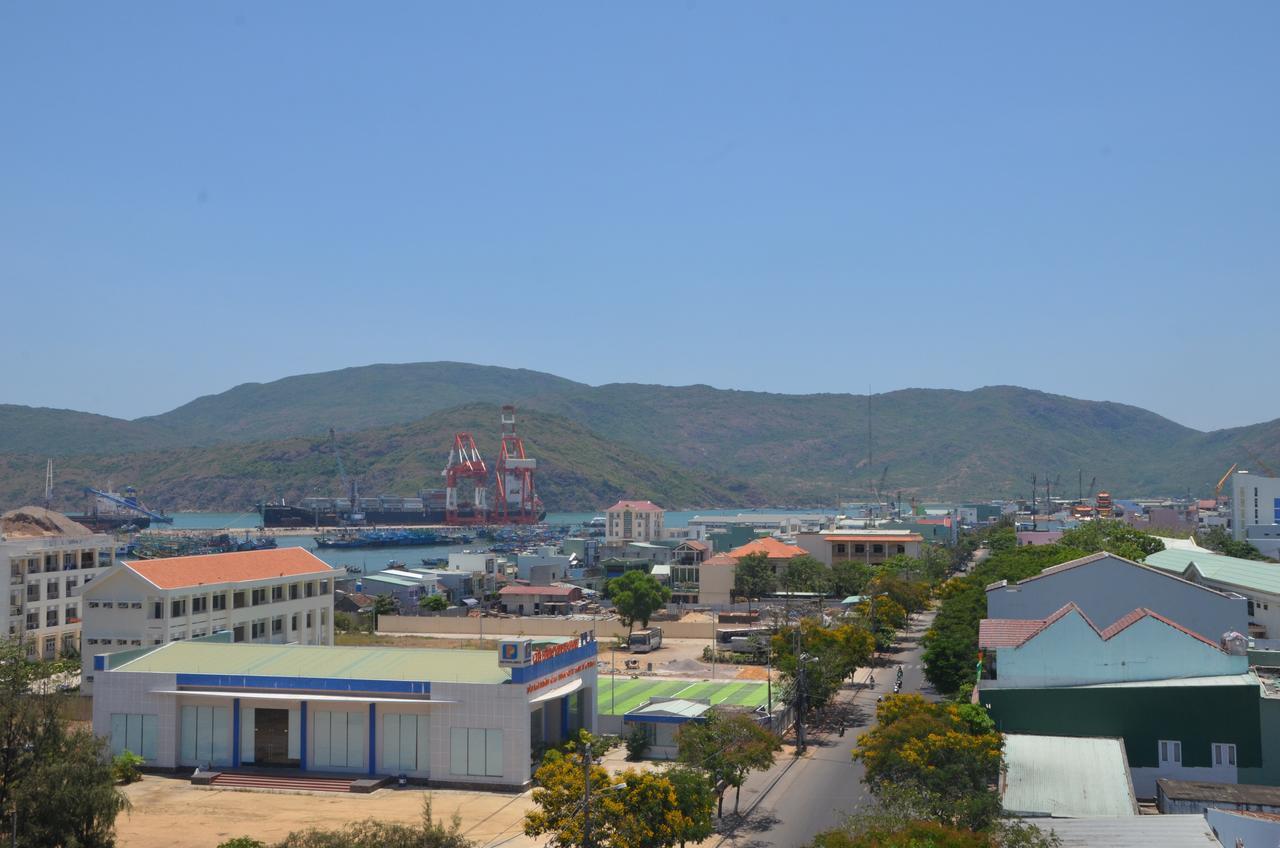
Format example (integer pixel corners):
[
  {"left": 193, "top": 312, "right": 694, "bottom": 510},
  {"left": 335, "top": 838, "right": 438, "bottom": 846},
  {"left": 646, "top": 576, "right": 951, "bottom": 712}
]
[{"left": 258, "top": 405, "right": 547, "bottom": 529}]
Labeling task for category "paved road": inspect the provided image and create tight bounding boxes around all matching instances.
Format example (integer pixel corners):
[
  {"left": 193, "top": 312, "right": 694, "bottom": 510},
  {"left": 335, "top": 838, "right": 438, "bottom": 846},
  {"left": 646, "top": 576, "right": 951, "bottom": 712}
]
[{"left": 718, "top": 609, "right": 939, "bottom": 848}]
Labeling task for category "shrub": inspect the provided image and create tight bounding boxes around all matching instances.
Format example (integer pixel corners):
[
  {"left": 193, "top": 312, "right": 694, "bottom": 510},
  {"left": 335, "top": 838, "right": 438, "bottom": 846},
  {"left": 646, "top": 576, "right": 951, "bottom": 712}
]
[
  {"left": 218, "top": 839, "right": 267, "bottom": 848},
  {"left": 625, "top": 728, "right": 650, "bottom": 761},
  {"left": 112, "top": 750, "right": 145, "bottom": 784}
]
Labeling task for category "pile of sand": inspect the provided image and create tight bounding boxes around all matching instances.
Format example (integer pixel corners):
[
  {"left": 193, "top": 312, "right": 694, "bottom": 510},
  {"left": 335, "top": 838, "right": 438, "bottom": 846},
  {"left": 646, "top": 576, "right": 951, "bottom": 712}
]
[{"left": 0, "top": 506, "right": 93, "bottom": 539}]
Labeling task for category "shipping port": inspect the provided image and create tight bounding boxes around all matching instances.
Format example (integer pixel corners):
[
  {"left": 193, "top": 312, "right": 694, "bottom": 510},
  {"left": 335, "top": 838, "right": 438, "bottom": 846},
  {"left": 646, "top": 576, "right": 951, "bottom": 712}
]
[{"left": 258, "top": 405, "right": 546, "bottom": 529}]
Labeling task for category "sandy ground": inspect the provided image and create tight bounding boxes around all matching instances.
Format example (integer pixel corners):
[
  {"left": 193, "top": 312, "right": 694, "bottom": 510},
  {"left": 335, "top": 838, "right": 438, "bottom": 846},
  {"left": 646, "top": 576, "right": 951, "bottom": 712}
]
[
  {"left": 117, "top": 749, "right": 694, "bottom": 848},
  {"left": 117, "top": 774, "right": 537, "bottom": 848}
]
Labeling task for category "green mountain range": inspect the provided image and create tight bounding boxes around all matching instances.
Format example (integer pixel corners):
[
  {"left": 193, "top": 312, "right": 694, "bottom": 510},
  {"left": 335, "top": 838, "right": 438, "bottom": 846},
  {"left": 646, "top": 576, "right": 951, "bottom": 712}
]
[{"left": 2, "top": 362, "right": 1278, "bottom": 512}]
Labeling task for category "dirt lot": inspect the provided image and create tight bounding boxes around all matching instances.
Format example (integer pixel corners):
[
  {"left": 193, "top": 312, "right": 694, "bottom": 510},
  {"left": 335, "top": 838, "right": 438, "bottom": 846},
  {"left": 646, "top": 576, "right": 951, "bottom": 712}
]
[{"left": 117, "top": 775, "right": 536, "bottom": 848}]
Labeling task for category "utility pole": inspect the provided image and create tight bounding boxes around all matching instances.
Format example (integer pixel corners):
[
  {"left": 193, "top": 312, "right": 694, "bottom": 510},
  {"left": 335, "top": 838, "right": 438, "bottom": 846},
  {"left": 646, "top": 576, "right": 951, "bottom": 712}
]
[
  {"left": 794, "top": 626, "right": 806, "bottom": 755},
  {"left": 582, "top": 741, "right": 593, "bottom": 848}
]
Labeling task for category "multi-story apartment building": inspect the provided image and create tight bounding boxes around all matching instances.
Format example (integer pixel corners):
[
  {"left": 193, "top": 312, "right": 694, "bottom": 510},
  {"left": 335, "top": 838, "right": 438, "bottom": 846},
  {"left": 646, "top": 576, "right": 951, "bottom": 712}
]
[
  {"left": 81, "top": 547, "right": 339, "bottom": 692},
  {"left": 605, "top": 500, "right": 665, "bottom": 545},
  {"left": 2, "top": 507, "right": 117, "bottom": 660}
]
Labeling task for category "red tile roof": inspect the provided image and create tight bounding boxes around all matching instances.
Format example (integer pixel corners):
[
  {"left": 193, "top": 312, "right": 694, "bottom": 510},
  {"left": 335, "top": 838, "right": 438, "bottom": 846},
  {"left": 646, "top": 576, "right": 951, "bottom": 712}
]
[
  {"left": 498, "top": 585, "right": 581, "bottom": 597},
  {"left": 676, "top": 540, "right": 709, "bottom": 551},
  {"left": 978, "top": 618, "right": 1046, "bottom": 648},
  {"left": 608, "top": 500, "right": 664, "bottom": 512},
  {"left": 728, "top": 537, "right": 807, "bottom": 559},
  {"left": 702, "top": 554, "right": 738, "bottom": 566},
  {"left": 125, "top": 548, "right": 334, "bottom": 590},
  {"left": 981, "top": 602, "right": 1223, "bottom": 651}
]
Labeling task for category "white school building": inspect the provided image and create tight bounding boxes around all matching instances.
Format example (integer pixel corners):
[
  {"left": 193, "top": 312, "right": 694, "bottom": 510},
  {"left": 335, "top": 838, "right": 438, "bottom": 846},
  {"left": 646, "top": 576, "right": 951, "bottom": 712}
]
[{"left": 90, "top": 631, "right": 598, "bottom": 789}]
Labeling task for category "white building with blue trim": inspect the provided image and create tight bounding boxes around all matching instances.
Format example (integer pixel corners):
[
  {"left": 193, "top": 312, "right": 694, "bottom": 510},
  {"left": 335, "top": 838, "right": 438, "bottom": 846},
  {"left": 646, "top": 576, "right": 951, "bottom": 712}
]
[{"left": 90, "top": 631, "right": 598, "bottom": 789}]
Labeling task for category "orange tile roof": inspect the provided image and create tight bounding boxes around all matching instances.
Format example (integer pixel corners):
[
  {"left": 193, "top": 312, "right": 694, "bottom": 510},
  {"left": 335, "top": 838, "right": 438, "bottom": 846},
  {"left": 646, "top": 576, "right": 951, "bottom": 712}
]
[
  {"left": 823, "top": 534, "right": 924, "bottom": 543},
  {"left": 703, "top": 554, "right": 738, "bottom": 566},
  {"left": 728, "top": 537, "right": 807, "bottom": 559},
  {"left": 125, "top": 548, "right": 334, "bottom": 590}
]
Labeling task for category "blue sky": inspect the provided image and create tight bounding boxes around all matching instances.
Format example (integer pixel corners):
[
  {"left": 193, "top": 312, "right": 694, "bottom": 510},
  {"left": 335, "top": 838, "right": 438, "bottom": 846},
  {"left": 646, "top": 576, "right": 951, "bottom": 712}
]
[{"left": 2, "top": 2, "right": 1276, "bottom": 431}]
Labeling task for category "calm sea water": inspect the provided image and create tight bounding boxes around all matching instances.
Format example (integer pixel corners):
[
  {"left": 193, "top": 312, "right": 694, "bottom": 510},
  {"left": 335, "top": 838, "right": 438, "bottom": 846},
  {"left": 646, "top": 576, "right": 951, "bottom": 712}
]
[{"left": 164, "top": 507, "right": 823, "bottom": 575}]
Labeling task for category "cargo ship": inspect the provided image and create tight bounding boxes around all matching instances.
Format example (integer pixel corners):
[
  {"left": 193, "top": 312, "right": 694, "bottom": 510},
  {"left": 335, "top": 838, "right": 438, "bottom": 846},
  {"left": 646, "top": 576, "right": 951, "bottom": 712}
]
[{"left": 259, "top": 492, "right": 467, "bottom": 528}]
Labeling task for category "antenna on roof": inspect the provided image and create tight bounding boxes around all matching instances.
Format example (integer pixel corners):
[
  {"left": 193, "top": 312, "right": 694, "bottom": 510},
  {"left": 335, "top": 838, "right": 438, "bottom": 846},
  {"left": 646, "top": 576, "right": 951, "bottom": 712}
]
[{"left": 44, "top": 459, "right": 53, "bottom": 510}]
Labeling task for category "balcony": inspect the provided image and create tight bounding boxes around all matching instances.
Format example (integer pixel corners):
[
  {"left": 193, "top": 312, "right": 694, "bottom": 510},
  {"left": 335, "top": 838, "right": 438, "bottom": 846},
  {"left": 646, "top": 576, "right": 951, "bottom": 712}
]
[{"left": 9, "top": 575, "right": 22, "bottom": 586}]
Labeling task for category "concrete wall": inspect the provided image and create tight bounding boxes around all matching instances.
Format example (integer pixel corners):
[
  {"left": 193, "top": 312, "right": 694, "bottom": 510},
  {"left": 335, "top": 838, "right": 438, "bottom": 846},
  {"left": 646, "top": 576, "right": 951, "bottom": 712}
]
[
  {"left": 991, "top": 611, "right": 1248, "bottom": 688},
  {"left": 1206, "top": 807, "right": 1280, "bottom": 847},
  {"left": 379, "top": 614, "right": 715, "bottom": 640},
  {"left": 986, "top": 554, "right": 1248, "bottom": 641}
]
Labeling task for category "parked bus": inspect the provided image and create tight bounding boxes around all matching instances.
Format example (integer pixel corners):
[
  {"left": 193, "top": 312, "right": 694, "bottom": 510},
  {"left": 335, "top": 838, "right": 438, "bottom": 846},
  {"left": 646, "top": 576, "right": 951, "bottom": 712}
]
[{"left": 628, "top": 627, "right": 663, "bottom": 653}]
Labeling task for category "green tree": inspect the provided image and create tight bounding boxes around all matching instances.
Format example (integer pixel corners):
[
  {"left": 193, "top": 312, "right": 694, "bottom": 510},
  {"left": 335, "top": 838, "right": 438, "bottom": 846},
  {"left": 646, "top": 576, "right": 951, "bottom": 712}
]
[
  {"left": 610, "top": 769, "right": 695, "bottom": 848},
  {"left": 733, "top": 552, "right": 777, "bottom": 608},
  {"left": 664, "top": 766, "right": 716, "bottom": 847},
  {"left": 1200, "top": 526, "right": 1273, "bottom": 561},
  {"left": 773, "top": 619, "right": 874, "bottom": 711},
  {"left": 830, "top": 560, "right": 873, "bottom": 598},
  {"left": 0, "top": 639, "right": 130, "bottom": 848},
  {"left": 853, "top": 695, "right": 1003, "bottom": 830},
  {"left": 1059, "top": 521, "right": 1165, "bottom": 561},
  {"left": 419, "top": 594, "right": 449, "bottom": 613},
  {"left": 780, "top": 555, "right": 832, "bottom": 596},
  {"left": 606, "top": 571, "right": 671, "bottom": 636},
  {"left": 677, "top": 711, "right": 781, "bottom": 816}
]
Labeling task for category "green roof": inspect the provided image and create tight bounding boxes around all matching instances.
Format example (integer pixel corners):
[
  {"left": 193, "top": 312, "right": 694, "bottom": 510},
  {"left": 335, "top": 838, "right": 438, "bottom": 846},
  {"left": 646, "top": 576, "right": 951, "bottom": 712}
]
[
  {"left": 1145, "top": 549, "right": 1280, "bottom": 596},
  {"left": 114, "top": 641, "right": 511, "bottom": 684},
  {"left": 360, "top": 573, "right": 424, "bottom": 588}
]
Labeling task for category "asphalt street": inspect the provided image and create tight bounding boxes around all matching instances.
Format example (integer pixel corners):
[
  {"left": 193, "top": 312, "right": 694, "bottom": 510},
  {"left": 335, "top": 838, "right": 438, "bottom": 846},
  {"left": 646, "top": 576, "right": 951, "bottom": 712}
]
[{"left": 717, "top": 608, "right": 940, "bottom": 848}]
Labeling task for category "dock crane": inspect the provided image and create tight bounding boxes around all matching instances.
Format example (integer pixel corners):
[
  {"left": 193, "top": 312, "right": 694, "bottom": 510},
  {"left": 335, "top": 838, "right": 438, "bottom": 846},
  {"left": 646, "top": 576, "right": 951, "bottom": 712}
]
[{"left": 1214, "top": 463, "right": 1239, "bottom": 503}]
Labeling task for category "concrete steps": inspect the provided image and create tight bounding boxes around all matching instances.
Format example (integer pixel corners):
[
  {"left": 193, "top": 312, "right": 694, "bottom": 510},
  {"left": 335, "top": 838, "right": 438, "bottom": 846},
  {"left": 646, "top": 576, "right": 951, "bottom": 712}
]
[{"left": 208, "top": 772, "right": 356, "bottom": 793}]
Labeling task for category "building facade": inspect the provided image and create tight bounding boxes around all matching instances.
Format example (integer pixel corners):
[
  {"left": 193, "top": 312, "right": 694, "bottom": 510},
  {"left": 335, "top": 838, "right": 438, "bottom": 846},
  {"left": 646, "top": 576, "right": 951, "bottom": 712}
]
[
  {"left": 1145, "top": 548, "right": 1280, "bottom": 639},
  {"left": 795, "top": 530, "right": 923, "bottom": 566},
  {"left": 1233, "top": 470, "right": 1280, "bottom": 544},
  {"left": 90, "top": 632, "right": 599, "bottom": 789},
  {"left": 605, "top": 500, "right": 665, "bottom": 545},
  {"left": 81, "top": 548, "right": 338, "bottom": 692},
  {"left": 2, "top": 508, "right": 116, "bottom": 660},
  {"left": 985, "top": 552, "right": 1248, "bottom": 644}
]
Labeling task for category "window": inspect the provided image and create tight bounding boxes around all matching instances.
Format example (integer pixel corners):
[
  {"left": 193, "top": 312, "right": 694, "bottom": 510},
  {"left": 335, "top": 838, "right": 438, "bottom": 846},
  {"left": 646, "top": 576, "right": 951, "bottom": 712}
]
[
  {"left": 65, "top": 605, "right": 78, "bottom": 622},
  {"left": 305, "top": 582, "right": 316, "bottom": 598},
  {"left": 251, "top": 621, "right": 266, "bottom": 639},
  {"left": 26, "top": 613, "right": 38, "bottom": 630},
  {"left": 151, "top": 601, "right": 163, "bottom": 619},
  {"left": 272, "top": 616, "right": 283, "bottom": 635},
  {"left": 46, "top": 580, "right": 59, "bottom": 600},
  {"left": 320, "top": 580, "right": 330, "bottom": 595},
  {"left": 1213, "top": 743, "right": 1237, "bottom": 767},
  {"left": 896, "top": 544, "right": 906, "bottom": 554},
  {"left": 449, "top": 728, "right": 503, "bottom": 777},
  {"left": 291, "top": 613, "right": 298, "bottom": 631},
  {"left": 306, "top": 611, "right": 313, "bottom": 628},
  {"left": 854, "top": 544, "right": 866, "bottom": 554},
  {"left": 212, "top": 593, "right": 225, "bottom": 611},
  {"left": 233, "top": 591, "right": 246, "bottom": 609},
  {"left": 1159, "top": 740, "right": 1182, "bottom": 766},
  {"left": 312, "top": 710, "right": 365, "bottom": 769},
  {"left": 872, "top": 544, "right": 884, "bottom": 555},
  {"left": 180, "top": 705, "right": 231, "bottom": 766},
  {"left": 192, "top": 596, "right": 207, "bottom": 614},
  {"left": 171, "top": 599, "right": 187, "bottom": 618},
  {"left": 382, "top": 714, "right": 430, "bottom": 773},
  {"left": 110, "top": 713, "right": 158, "bottom": 761},
  {"left": 271, "top": 586, "right": 284, "bottom": 602},
  {"left": 252, "top": 588, "right": 267, "bottom": 606},
  {"left": 46, "top": 609, "right": 58, "bottom": 627},
  {"left": 289, "top": 583, "right": 299, "bottom": 600}
]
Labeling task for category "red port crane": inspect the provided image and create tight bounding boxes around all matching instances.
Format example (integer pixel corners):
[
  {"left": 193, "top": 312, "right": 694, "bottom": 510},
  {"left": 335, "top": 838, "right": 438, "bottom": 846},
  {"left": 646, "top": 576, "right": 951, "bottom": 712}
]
[
  {"left": 494, "top": 405, "right": 543, "bottom": 524},
  {"left": 443, "top": 432, "right": 489, "bottom": 525}
]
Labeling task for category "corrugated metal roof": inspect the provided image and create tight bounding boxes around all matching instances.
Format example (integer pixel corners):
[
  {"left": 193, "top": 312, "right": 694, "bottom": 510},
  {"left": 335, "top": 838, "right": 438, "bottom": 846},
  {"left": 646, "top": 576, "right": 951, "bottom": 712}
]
[
  {"left": 1158, "top": 777, "right": 1280, "bottom": 806},
  {"left": 1002, "top": 734, "right": 1138, "bottom": 817},
  {"left": 114, "top": 640, "right": 511, "bottom": 684},
  {"left": 1145, "top": 548, "right": 1280, "bottom": 596},
  {"left": 1065, "top": 672, "right": 1258, "bottom": 690},
  {"left": 1022, "top": 815, "right": 1219, "bottom": 847},
  {"left": 626, "top": 698, "right": 711, "bottom": 720}
]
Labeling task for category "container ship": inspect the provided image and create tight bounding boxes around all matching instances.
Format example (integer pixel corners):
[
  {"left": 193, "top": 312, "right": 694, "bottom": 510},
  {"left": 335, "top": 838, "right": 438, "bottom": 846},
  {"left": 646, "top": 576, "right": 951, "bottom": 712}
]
[{"left": 260, "top": 405, "right": 546, "bottom": 528}]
